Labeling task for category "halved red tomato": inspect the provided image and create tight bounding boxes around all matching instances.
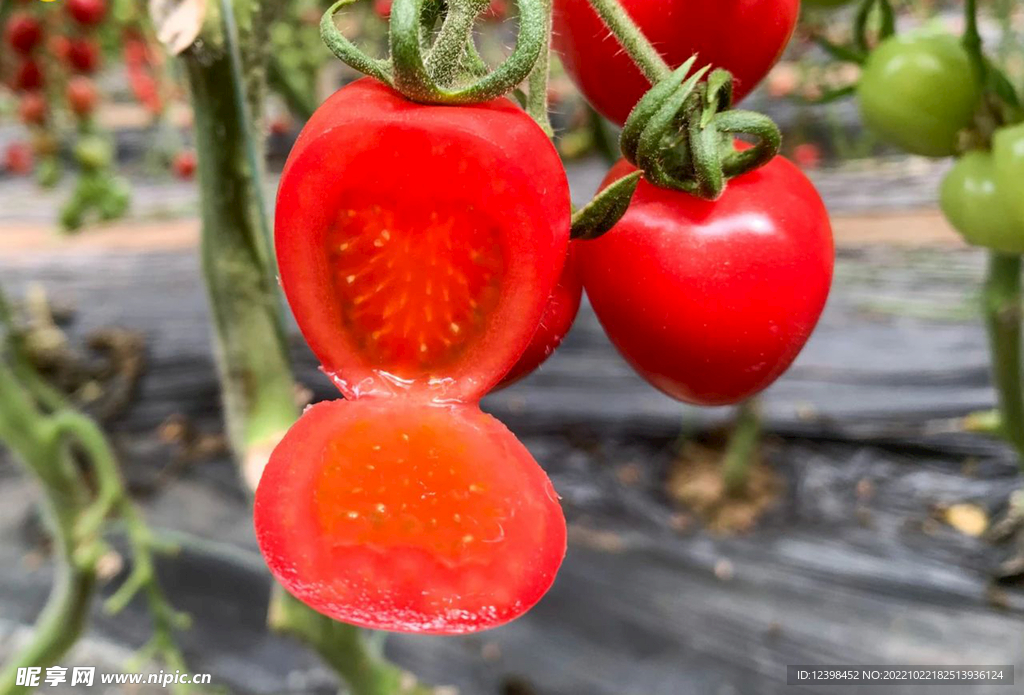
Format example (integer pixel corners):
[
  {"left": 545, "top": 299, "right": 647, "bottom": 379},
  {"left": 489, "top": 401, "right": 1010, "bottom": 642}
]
[
  {"left": 255, "top": 399, "right": 566, "bottom": 633},
  {"left": 275, "top": 78, "right": 571, "bottom": 402},
  {"left": 261, "top": 78, "right": 571, "bottom": 634}
]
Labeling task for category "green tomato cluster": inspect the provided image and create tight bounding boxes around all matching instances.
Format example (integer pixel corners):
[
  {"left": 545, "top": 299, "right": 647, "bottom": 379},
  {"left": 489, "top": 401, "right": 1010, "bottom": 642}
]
[{"left": 940, "top": 124, "right": 1024, "bottom": 254}]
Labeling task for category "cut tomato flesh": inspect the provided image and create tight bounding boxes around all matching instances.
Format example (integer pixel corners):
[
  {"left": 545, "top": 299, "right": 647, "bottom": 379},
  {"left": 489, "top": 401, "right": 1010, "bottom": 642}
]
[
  {"left": 275, "top": 79, "right": 570, "bottom": 402},
  {"left": 327, "top": 196, "right": 505, "bottom": 379},
  {"left": 255, "top": 399, "right": 567, "bottom": 633}
]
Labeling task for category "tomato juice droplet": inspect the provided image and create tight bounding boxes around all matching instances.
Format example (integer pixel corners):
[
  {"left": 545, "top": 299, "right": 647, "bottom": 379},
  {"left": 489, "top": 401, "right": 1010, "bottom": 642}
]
[{"left": 255, "top": 399, "right": 566, "bottom": 634}]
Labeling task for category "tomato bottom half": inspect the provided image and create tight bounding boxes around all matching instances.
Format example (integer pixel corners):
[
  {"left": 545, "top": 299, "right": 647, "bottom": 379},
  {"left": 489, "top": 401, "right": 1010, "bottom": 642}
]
[{"left": 254, "top": 398, "right": 567, "bottom": 634}]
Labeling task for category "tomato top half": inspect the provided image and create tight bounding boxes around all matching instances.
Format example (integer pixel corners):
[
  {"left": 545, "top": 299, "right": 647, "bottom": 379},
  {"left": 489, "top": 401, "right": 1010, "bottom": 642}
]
[
  {"left": 275, "top": 79, "right": 571, "bottom": 403},
  {"left": 552, "top": 0, "right": 799, "bottom": 126}
]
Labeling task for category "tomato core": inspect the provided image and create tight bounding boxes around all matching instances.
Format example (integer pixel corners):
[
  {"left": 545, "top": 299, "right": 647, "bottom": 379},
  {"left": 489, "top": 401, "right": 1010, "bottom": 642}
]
[{"left": 326, "top": 197, "right": 505, "bottom": 380}]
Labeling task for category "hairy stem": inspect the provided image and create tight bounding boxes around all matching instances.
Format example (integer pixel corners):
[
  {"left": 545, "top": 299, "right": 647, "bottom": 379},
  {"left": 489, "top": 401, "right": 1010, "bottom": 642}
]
[
  {"left": 984, "top": 252, "right": 1024, "bottom": 460},
  {"left": 525, "top": 0, "right": 554, "bottom": 135},
  {"left": 584, "top": 0, "right": 669, "bottom": 83},
  {"left": 721, "top": 400, "right": 761, "bottom": 496}
]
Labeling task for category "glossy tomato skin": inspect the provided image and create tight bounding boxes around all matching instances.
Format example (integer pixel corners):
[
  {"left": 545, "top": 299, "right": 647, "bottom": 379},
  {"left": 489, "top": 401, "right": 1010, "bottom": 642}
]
[
  {"left": 496, "top": 245, "right": 582, "bottom": 388},
  {"left": 940, "top": 150, "right": 1024, "bottom": 254},
  {"left": 578, "top": 158, "right": 833, "bottom": 406},
  {"left": 276, "top": 78, "right": 570, "bottom": 403},
  {"left": 255, "top": 398, "right": 566, "bottom": 634},
  {"left": 858, "top": 32, "right": 980, "bottom": 157},
  {"left": 993, "top": 123, "right": 1024, "bottom": 237},
  {"left": 551, "top": 0, "right": 798, "bottom": 126}
]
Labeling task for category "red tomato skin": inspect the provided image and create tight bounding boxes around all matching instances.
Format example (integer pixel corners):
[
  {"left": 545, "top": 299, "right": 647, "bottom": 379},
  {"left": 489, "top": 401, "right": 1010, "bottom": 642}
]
[
  {"left": 6, "top": 13, "right": 43, "bottom": 55},
  {"left": 172, "top": 150, "right": 197, "bottom": 180},
  {"left": 497, "top": 245, "right": 582, "bottom": 388},
  {"left": 67, "top": 38, "right": 101, "bottom": 73},
  {"left": 66, "top": 76, "right": 97, "bottom": 117},
  {"left": 276, "top": 78, "right": 570, "bottom": 403},
  {"left": 18, "top": 92, "right": 47, "bottom": 125},
  {"left": 578, "top": 158, "right": 833, "bottom": 406},
  {"left": 551, "top": 0, "right": 799, "bottom": 126},
  {"left": 254, "top": 398, "right": 566, "bottom": 634},
  {"left": 4, "top": 141, "right": 33, "bottom": 175},
  {"left": 67, "top": 0, "right": 107, "bottom": 26},
  {"left": 13, "top": 59, "right": 44, "bottom": 92}
]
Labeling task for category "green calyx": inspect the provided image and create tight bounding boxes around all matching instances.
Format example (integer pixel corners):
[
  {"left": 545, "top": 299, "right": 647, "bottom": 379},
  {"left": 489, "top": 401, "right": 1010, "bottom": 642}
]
[
  {"left": 321, "top": 0, "right": 546, "bottom": 104},
  {"left": 621, "top": 60, "right": 781, "bottom": 200}
]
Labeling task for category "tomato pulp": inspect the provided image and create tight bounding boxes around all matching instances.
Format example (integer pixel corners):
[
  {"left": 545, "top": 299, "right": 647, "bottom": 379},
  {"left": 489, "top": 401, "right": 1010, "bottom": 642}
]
[
  {"left": 552, "top": 0, "right": 798, "bottom": 126},
  {"left": 256, "top": 399, "right": 566, "bottom": 633},
  {"left": 259, "top": 79, "right": 571, "bottom": 634},
  {"left": 578, "top": 158, "right": 833, "bottom": 406}
]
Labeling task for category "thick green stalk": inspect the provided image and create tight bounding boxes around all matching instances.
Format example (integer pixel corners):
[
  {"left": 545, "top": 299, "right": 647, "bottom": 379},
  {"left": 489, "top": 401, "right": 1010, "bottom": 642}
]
[
  {"left": 984, "top": 252, "right": 1024, "bottom": 460},
  {"left": 183, "top": 53, "right": 297, "bottom": 480},
  {"left": 721, "top": 400, "right": 761, "bottom": 496}
]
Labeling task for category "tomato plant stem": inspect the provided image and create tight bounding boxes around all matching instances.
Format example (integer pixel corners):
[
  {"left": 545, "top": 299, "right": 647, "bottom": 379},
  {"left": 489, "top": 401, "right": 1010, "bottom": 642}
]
[
  {"left": 583, "top": 0, "right": 670, "bottom": 83},
  {"left": 962, "top": 0, "right": 986, "bottom": 82},
  {"left": 984, "top": 252, "right": 1024, "bottom": 461},
  {"left": 0, "top": 286, "right": 189, "bottom": 694},
  {"left": 184, "top": 5, "right": 437, "bottom": 692},
  {"left": 721, "top": 400, "right": 761, "bottom": 497}
]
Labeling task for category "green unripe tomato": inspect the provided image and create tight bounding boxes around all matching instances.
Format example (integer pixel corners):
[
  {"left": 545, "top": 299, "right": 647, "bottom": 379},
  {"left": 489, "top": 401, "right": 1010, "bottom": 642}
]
[
  {"left": 940, "top": 150, "right": 1024, "bottom": 254},
  {"left": 858, "top": 32, "right": 981, "bottom": 157},
  {"left": 993, "top": 123, "right": 1024, "bottom": 233},
  {"left": 74, "top": 136, "right": 112, "bottom": 170}
]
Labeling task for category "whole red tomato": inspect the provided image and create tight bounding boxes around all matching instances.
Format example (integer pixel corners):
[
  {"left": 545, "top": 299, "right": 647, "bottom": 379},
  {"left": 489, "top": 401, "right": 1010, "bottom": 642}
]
[
  {"left": 497, "top": 246, "right": 582, "bottom": 388},
  {"left": 578, "top": 156, "right": 833, "bottom": 405},
  {"left": 18, "top": 92, "right": 47, "bottom": 125},
  {"left": 67, "top": 0, "right": 107, "bottom": 26},
  {"left": 12, "top": 59, "right": 44, "bottom": 92},
  {"left": 4, "top": 141, "right": 33, "bottom": 175},
  {"left": 66, "top": 76, "right": 98, "bottom": 117},
  {"left": 172, "top": 150, "right": 197, "bottom": 180},
  {"left": 6, "top": 13, "right": 43, "bottom": 55},
  {"left": 260, "top": 78, "right": 570, "bottom": 633},
  {"left": 552, "top": 0, "right": 799, "bottom": 126},
  {"left": 67, "top": 38, "right": 101, "bottom": 73}
]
